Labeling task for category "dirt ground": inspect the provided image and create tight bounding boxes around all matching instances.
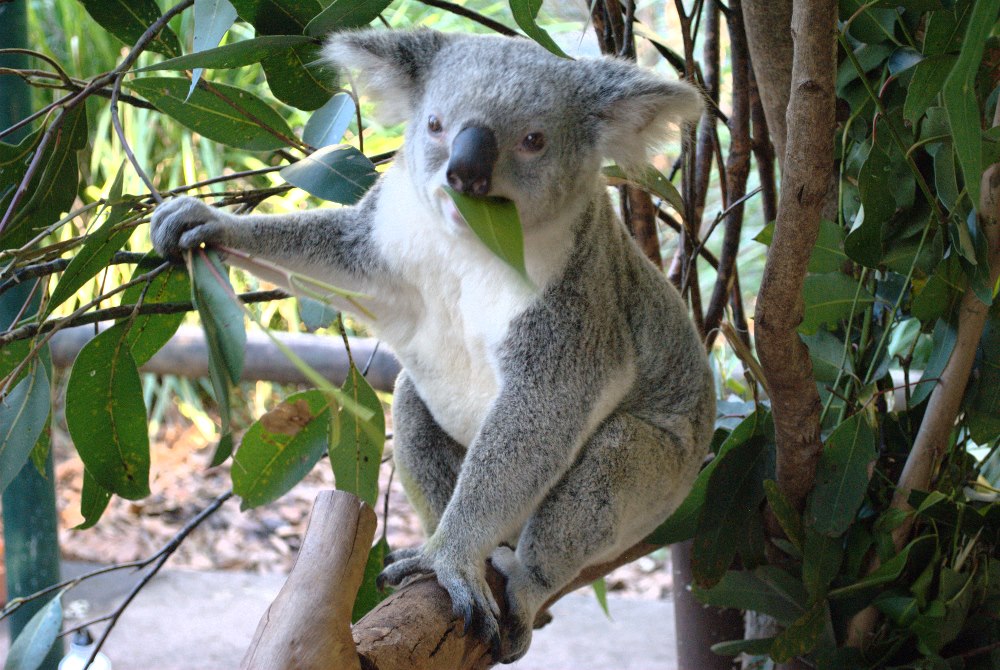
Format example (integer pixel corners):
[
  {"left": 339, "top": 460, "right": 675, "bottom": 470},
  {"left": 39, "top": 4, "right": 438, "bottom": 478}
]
[{"left": 43, "top": 406, "right": 673, "bottom": 601}]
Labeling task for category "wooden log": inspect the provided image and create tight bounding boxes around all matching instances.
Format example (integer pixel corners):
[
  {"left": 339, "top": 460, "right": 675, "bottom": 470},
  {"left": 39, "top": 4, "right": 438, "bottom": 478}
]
[{"left": 242, "top": 491, "right": 376, "bottom": 670}]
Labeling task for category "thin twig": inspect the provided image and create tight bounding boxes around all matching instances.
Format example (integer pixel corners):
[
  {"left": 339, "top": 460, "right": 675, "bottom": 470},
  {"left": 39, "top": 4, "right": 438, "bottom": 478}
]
[
  {"left": 110, "top": 71, "right": 162, "bottom": 204},
  {"left": 0, "top": 489, "right": 233, "bottom": 621},
  {"left": 0, "top": 289, "right": 288, "bottom": 347},
  {"left": 416, "top": 0, "right": 518, "bottom": 36},
  {"left": 84, "top": 490, "right": 234, "bottom": 667}
]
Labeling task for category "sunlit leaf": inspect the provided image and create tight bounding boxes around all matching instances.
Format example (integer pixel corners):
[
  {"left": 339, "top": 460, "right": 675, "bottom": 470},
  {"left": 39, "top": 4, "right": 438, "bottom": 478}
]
[
  {"left": 188, "top": 0, "right": 239, "bottom": 94},
  {"left": 46, "top": 165, "right": 133, "bottom": 316},
  {"left": 602, "top": 164, "right": 684, "bottom": 215},
  {"left": 261, "top": 40, "right": 336, "bottom": 111},
  {"left": 65, "top": 322, "right": 150, "bottom": 500},
  {"left": 136, "top": 35, "right": 314, "bottom": 73},
  {"left": 127, "top": 77, "right": 295, "bottom": 151},
  {"left": 233, "top": 390, "right": 332, "bottom": 509}
]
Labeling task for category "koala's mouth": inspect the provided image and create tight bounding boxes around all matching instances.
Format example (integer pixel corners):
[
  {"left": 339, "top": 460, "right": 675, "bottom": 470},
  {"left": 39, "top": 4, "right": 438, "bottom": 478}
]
[{"left": 435, "top": 187, "right": 515, "bottom": 233}]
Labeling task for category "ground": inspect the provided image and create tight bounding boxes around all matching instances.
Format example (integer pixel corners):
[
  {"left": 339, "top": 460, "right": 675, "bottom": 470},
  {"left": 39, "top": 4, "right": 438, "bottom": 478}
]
[{"left": 23, "top": 404, "right": 672, "bottom": 602}]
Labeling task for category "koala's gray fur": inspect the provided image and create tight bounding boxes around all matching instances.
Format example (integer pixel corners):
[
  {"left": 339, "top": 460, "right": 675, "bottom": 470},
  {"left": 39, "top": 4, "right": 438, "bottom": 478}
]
[{"left": 151, "top": 29, "right": 714, "bottom": 663}]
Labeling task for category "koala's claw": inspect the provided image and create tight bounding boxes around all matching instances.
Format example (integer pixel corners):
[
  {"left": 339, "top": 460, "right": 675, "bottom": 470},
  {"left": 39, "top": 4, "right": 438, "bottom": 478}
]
[
  {"left": 376, "top": 549, "right": 503, "bottom": 659},
  {"left": 149, "top": 196, "right": 226, "bottom": 260},
  {"left": 382, "top": 545, "right": 422, "bottom": 567}
]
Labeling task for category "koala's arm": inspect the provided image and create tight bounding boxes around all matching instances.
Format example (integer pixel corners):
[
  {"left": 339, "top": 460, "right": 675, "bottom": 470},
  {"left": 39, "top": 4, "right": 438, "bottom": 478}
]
[{"left": 149, "top": 191, "right": 390, "bottom": 299}]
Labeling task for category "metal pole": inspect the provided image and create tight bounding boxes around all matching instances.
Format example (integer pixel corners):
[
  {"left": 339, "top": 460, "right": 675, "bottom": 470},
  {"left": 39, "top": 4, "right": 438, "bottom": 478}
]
[{"left": 1, "top": 1, "right": 64, "bottom": 665}]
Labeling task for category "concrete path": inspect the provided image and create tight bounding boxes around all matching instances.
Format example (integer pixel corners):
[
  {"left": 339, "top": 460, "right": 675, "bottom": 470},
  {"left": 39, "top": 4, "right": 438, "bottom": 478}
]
[{"left": 2, "top": 563, "right": 676, "bottom": 669}]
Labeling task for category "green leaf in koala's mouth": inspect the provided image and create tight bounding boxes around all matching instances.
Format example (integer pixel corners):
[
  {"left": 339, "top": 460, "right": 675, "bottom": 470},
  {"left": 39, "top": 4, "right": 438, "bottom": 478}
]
[{"left": 442, "top": 185, "right": 530, "bottom": 283}]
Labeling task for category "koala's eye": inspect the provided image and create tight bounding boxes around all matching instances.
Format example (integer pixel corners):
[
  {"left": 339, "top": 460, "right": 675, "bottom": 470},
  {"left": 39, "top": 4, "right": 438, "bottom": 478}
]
[
  {"left": 427, "top": 115, "right": 443, "bottom": 135},
  {"left": 521, "top": 132, "right": 545, "bottom": 152}
]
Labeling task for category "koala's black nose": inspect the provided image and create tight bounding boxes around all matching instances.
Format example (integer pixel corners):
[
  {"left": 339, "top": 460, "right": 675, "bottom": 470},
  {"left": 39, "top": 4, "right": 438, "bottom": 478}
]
[{"left": 447, "top": 126, "right": 498, "bottom": 196}]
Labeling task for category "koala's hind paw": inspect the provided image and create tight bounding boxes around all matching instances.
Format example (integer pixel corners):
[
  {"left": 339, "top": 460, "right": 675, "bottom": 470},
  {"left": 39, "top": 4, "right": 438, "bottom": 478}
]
[
  {"left": 382, "top": 545, "right": 422, "bottom": 567},
  {"left": 150, "top": 196, "right": 227, "bottom": 260},
  {"left": 377, "top": 550, "right": 503, "bottom": 660}
]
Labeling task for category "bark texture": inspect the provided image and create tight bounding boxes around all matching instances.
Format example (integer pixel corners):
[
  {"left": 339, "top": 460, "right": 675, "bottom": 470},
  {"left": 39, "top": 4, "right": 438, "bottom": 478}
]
[
  {"left": 242, "top": 491, "right": 375, "bottom": 670},
  {"left": 742, "top": 0, "right": 793, "bottom": 167},
  {"left": 752, "top": 0, "right": 837, "bottom": 512}
]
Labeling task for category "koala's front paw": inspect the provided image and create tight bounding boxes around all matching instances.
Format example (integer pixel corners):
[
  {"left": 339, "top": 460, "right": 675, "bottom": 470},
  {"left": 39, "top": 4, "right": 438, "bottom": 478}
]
[
  {"left": 378, "top": 547, "right": 502, "bottom": 659},
  {"left": 150, "top": 196, "right": 228, "bottom": 260}
]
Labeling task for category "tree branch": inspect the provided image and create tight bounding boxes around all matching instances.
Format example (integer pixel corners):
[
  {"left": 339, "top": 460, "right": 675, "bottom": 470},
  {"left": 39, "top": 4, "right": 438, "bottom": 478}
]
[{"left": 753, "top": 0, "right": 836, "bottom": 512}]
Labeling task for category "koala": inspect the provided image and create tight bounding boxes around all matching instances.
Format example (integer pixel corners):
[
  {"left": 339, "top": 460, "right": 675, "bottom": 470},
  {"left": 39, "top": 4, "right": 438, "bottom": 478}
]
[{"left": 151, "top": 29, "right": 714, "bottom": 663}]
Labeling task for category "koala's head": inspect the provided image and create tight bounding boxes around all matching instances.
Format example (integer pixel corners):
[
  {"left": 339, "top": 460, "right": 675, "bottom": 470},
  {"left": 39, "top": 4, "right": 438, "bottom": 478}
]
[{"left": 324, "top": 30, "right": 702, "bottom": 230}]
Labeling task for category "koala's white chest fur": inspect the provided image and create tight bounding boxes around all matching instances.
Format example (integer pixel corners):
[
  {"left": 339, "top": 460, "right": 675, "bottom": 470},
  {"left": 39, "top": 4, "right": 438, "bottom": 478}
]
[{"left": 367, "top": 166, "right": 571, "bottom": 445}]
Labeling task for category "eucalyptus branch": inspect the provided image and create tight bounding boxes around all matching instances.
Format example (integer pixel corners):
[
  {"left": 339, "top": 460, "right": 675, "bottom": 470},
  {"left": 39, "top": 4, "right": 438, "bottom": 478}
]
[
  {"left": 416, "top": 0, "right": 518, "bottom": 36},
  {"left": 0, "top": 288, "right": 288, "bottom": 347},
  {"left": 110, "top": 71, "right": 162, "bottom": 204},
  {"left": 0, "top": 251, "right": 152, "bottom": 295}
]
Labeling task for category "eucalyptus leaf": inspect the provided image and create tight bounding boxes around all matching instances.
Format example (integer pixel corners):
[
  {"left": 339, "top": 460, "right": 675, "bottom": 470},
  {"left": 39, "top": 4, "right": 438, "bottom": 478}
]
[
  {"left": 602, "top": 164, "right": 684, "bottom": 215},
  {"left": 0, "top": 362, "right": 50, "bottom": 495},
  {"left": 807, "top": 413, "right": 876, "bottom": 537},
  {"left": 119, "top": 262, "right": 191, "bottom": 367},
  {"left": 261, "top": 41, "right": 337, "bottom": 111},
  {"left": 942, "top": 0, "right": 998, "bottom": 207},
  {"left": 65, "top": 322, "right": 150, "bottom": 500},
  {"left": 228, "top": 0, "right": 322, "bottom": 35},
  {"left": 46, "top": 165, "right": 133, "bottom": 316},
  {"left": 330, "top": 365, "right": 385, "bottom": 506},
  {"left": 127, "top": 77, "right": 295, "bottom": 151},
  {"left": 136, "top": 35, "right": 313, "bottom": 73},
  {"left": 78, "top": 0, "right": 181, "bottom": 57},
  {"left": 305, "top": 0, "right": 394, "bottom": 35},
  {"left": 443, "top": 185, "right": 529, "bottom": 282},
  {"left": 188, "top": 0, "right": 240, "bottom": 95},
  {"left": 280, "top": 144, "right": 378, "bottom": 204},
  {"left": 304, "top": 92, "right": 356, "bottom": 148},
  {"left": 800, "top": 273, "right": 874, "bottom": 335},
  {"left": 695, "top": 566, "right": 808, "bottom": 625},
  {"left": 770, "top": 599, "right": 828, "bottom": 663},
  {"left": 909, "top": 317, "right": 957, "bottom": 406},
  {"left": 75, "top": 467, "right": 113, "bottom": 530},
  {"left": 3, "top": 592, "right": 62, "bottom": 670},
  {"left": 508, "top": 0, "right": 570, "bottom": 59},
  {"left": 233, "top": 390, "right": 332, "bottom": 509},
  {"left": 189, "top": 249, "right": 246, "bottom": 462},
  {"left": 352, "top": 537, "right": 389, "bottom": 622},
  {"left": 1, "top": 106, "right": 87, "bottom": 250}
]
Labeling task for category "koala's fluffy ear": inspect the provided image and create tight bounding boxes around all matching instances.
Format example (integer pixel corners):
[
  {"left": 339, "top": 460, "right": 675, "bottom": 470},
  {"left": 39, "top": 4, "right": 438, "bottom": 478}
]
[
  {"left": 322, "top": 29, "right": 451, "bottom": 124},
  {"left": 581, "top": 59, "right": 704, "bottom": 174}
]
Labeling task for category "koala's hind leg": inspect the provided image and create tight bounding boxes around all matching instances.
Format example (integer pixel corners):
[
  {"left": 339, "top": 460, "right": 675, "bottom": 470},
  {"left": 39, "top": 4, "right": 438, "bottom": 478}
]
[
  {"left": 491, "top": 412, "right": 702, "bottom": 664},
  {"left": 389, "top": 372, "right": 466, "bottom": 541}
]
